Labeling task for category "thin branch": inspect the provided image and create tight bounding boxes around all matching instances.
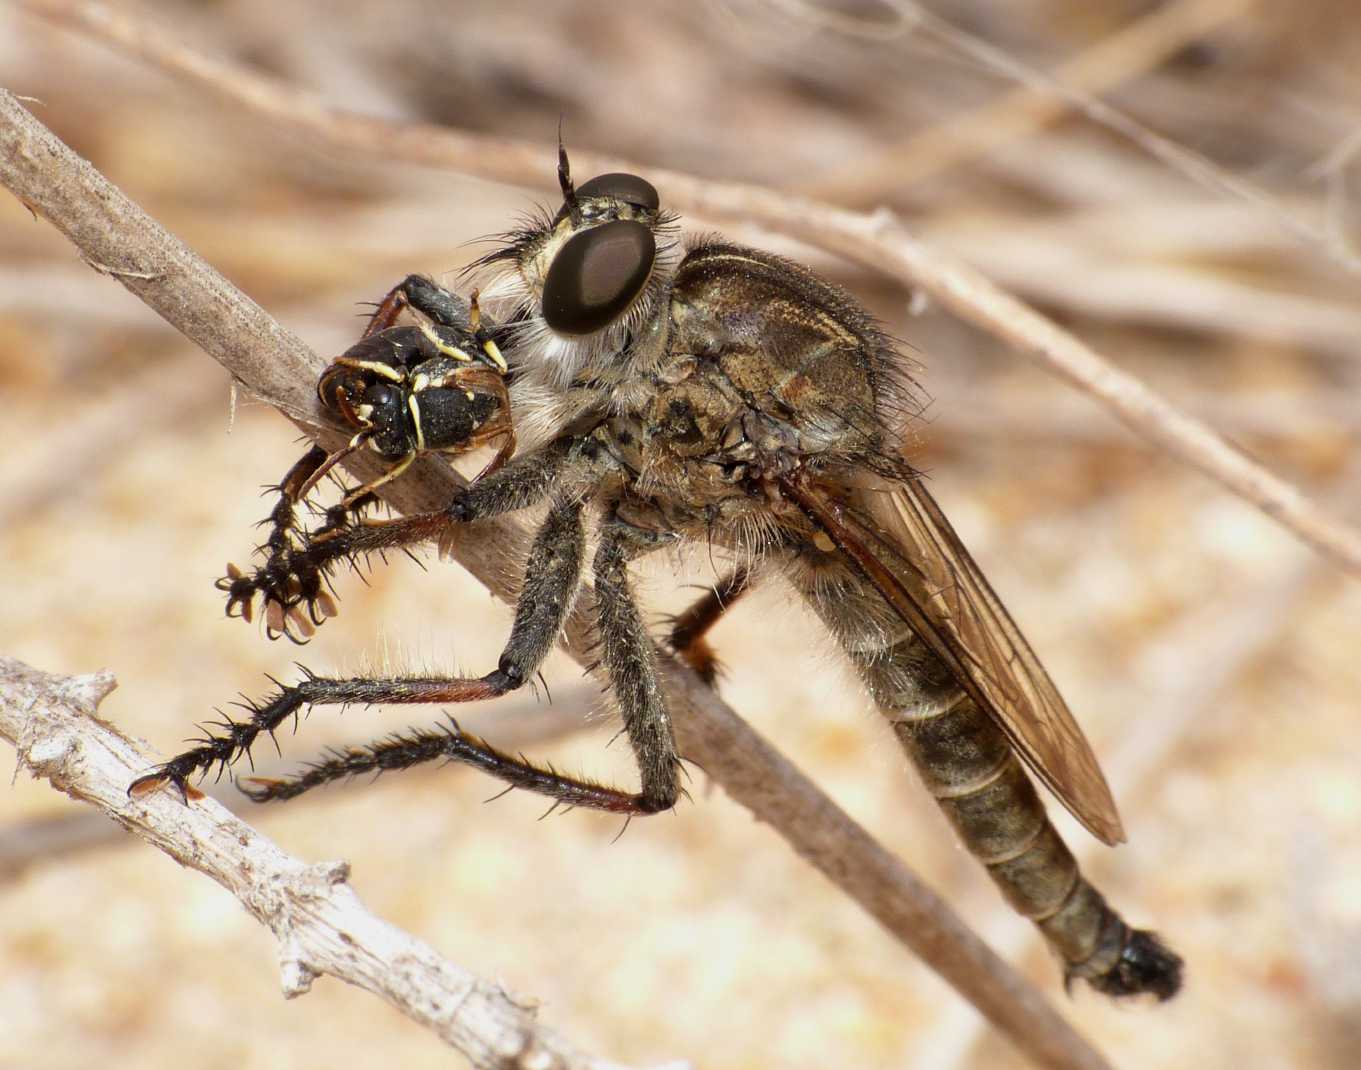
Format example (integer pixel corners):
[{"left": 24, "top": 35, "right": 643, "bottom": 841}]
[
  {"left": 0, "top": 685, "right": 598, "bottom": 880},
  {"left": 898, "top": 1, "right": 1361, "bottom": 276},
  {"left": 19, "top": 0, "right": 1361, "bottom": 580},
  {"left": 0, "top": 89, "right": 1112, "bottom": 1070},
  {"left": 0, "top": 656, "right": 667, "bottom": 1070},
  {"left": 801, "top": 0, "right": 1254, "bottom": 198}
]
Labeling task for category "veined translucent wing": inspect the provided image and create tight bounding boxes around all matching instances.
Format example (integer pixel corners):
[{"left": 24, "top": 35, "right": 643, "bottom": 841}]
[{"left": 782, "top": 473, "right": 1125, "bottom": 846}]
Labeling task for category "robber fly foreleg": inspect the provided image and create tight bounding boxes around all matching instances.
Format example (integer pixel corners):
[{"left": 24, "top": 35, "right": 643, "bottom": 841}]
[{"left": 217, "top": 437, "right": 577, "bottom": 639}]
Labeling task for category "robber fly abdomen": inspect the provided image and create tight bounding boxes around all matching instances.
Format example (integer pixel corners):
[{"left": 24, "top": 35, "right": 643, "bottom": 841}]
[{"left": 798, "top": 551, "right": 1178, "bottom": 995}]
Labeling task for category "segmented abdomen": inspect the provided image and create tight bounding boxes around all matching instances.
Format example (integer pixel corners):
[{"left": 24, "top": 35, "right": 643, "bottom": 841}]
[
  {"left": 793, "top": 551, "right": 1179, "bottom": 997},
  {"left": 893, "top": 686, "right": 1132, "bottom": 982}
]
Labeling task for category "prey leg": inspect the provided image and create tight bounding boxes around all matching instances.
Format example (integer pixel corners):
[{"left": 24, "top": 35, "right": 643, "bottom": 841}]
[
  {"left": 666, "top": 566, "right": 752, "bottom": 686},
  {"left": 216, "top": 444, "right": 360, "bottom": 642},
  {"left": 216, "top": 439, "right": 578, "bottom": 642},
  {"left": 364, "top": 274, "right": 476, "bottom": 338},
  {"left": 132, "top": 499, "right": 588, "bottom": 805}
]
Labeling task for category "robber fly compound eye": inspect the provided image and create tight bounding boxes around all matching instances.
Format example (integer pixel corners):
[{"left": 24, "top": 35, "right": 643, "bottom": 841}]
[
  {"left": 540, "top": 219, "right": 656, "bottom": 336},
  {"left": 575, "top": 171, "right": 660, "bottom": 211}
]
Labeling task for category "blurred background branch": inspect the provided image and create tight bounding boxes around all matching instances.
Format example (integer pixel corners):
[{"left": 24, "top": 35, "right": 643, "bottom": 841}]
[{"left": 20, "top": 0, "right": 1361, "bottom": 578}]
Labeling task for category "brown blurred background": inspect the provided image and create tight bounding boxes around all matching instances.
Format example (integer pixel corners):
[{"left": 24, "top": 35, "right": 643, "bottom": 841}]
[{"left": 2, "top": 1, "right": 1360, "bottom": 1067}]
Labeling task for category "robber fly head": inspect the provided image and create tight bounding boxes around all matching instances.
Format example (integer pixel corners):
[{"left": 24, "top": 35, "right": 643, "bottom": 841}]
[
  {"left": 471, "top": 145, "right": 679, "bottom": 385},
  {"left": 317, "top": 320, "right": 506, "bottom": 461}
]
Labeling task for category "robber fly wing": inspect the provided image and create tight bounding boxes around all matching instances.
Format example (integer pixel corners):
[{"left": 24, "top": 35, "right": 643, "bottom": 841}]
[{"left": 783, "top": 473, "right": 1125, "bottom": 846}]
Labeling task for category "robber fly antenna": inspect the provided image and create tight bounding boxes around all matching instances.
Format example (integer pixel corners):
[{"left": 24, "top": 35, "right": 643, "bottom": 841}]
[{"left": 557, "top": 125, "right": 576, "bottom": 210}]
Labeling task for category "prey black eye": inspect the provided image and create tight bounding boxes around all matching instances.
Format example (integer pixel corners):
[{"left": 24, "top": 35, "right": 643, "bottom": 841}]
[
  {"left": 575, "top": 172, "right": 659, "bottom": 211},
  {"left": 542, "top": 219, "right": 656, "bottom": 335},
  {"left": 364, "top": 382, "right": 398, "bottom": 410}
]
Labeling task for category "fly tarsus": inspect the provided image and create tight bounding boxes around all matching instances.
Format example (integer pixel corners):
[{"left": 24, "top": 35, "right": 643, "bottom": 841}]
[
  {"left": 217, "top": 486, "right": 387, "bottom": 642},
  {"left": 128, "top": 679, "right": 314, "bottom": 802},
  {"left": 237, "top": 720, "right": 673, "bottom": 815}
]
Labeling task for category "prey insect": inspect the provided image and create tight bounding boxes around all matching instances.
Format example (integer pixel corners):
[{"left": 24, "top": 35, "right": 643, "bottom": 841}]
[
  {"left": 217, "top": 280, "right": 513, "bottom": 644},
  {"left": 131, "top": 148, "right": 1181, "bottom": 999}
]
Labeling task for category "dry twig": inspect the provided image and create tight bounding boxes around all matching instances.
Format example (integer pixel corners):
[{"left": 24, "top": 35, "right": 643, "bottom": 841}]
[
  {"left": 0, "top": 90, "right": 1113, "bottom": 1070},
  {"left": 0, "top": 656, "right": 667, "bottom": 1070},
  {"left": 19, "top": 0, "right": 1361, "bottom": 579},
  {"left": 802, "top": 0, "right": 1255, "bottom": 198}
]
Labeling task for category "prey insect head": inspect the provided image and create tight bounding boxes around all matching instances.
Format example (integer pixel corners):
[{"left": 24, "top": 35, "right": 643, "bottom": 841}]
[{"left": 317, "top": 316, "right": 507, "bottom": 463}]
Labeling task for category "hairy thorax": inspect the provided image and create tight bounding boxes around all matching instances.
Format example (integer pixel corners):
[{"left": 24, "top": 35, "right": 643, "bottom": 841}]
[{"left": 598, "top": 244, "right": 886, "bottom": 545}]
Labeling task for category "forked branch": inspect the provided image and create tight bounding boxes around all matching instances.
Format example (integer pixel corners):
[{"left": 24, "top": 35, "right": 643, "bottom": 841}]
[
  {"left": 0, "top": 89, "right": 1111, "bottom": 1070},
  {"left": 0, "top": 656, "right": 666, "bottom": 1070}
]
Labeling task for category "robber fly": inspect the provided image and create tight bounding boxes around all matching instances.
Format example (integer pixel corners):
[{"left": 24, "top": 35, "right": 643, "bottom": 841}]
[{"left": 131, "top": 148, "right": 1181, "bottom": 999}]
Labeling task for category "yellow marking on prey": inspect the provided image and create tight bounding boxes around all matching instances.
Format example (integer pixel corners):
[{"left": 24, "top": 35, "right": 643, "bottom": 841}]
[
  {"left": 345, "top": 446, "right": 413, "bottom": 503},
  {"left": 482, "top": 337, "right": 508, "bottom": 373},
  {"left": 417, "top": 320, "right": 472, "bottom": 363},
  {"left": 408, "top": 394, "right": 426, "bottom": 451},
  {"left": 344, "top": 450, "right": 416, "bottom": 507},
  {"left": 332, "top": 356, "right": 404, "bottom": 382}
]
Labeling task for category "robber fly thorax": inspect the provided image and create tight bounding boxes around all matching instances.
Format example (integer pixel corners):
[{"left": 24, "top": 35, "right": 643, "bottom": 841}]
[{"left": 473, "top": 157, "right": 910, "bottom": 550}]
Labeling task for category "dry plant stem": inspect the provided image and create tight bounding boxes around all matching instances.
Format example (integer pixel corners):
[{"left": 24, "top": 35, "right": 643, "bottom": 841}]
[
  {"left": 803, "top": 0, "right": 1254, "bottom": 198},
  {"left": 0, "top": 657, "right": 657, "bottom": 1070},
  {"left": 0, "top": 91, "right": 1112, "bottom": 1070},
  {"left": 898, "top": 2, "right": 1361, "bottom": 276},
  {"left": 19, "top": 0, "right": 1361, "bottom": 580}
]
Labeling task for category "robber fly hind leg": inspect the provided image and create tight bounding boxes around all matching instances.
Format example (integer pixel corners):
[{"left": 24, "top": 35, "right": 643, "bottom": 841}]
[{"left": 666, "top": 566, "right": 752, "bottom": 686}]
